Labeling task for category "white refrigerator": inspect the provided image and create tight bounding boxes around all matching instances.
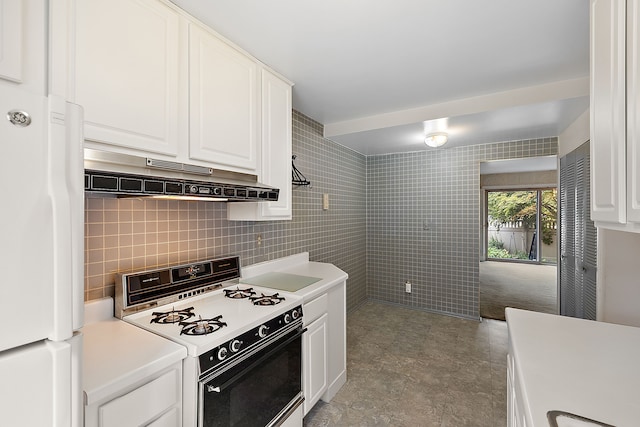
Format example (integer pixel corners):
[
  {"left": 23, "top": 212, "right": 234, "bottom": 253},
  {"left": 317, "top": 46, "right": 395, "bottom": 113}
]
[{"left": 0, "top": 84, "right": 84, "bottom": 426}]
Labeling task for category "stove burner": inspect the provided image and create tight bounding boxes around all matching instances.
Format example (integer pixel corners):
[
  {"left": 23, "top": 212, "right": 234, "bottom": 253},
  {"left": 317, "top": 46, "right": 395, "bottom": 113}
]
[
  {"left": 249, "top": 293, "right": 285, "bottom": 306},
  {"left": 150, "top": 307, "right": 195, "bottom": 324},
  {"left": 223, "top": 286, "right": 256, "bottom": 299},
  {"left": 179, "top": 315, "right": 227, "bottom": 336}
]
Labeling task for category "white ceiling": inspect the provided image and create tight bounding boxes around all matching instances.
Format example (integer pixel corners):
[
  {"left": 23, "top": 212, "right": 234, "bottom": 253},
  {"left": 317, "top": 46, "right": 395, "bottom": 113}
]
[{"left": 170, "top": 0, "right": 590, "bottom": 156}]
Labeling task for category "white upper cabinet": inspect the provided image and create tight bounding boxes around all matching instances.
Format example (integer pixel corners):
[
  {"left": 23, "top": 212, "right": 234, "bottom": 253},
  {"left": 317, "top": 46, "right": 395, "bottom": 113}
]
[
  {"left": 189, "top": 22, "right": 259, "bottom": 174},
  {"left": 60, "top": 0, "right": 185, "bottom": 157},
  {"left": 0, "top": 0, "right": 46, "bottom": 94},
  {"left": 51, "top": 0, "right": 293, "bottom": 213},
  {"left": 590, "top": 0, "right": 626, "bottom": 223},
  {"left": 228, "top": 68, "right": 293, "bottom": 220},
  {"left": 590, "top": 0, "right": 640, "bottom": 231},
  {"left": 0, "top": 0, "right": 22, "bottom": 83},
  {"left": 259, "top": 69, "right": 293, "bottom": 218}
]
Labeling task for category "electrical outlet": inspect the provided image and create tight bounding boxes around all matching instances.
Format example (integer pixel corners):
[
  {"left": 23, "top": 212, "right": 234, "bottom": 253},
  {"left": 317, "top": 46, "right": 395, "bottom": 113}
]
[
  {"left": 257, "top": 234, "right": 262, "bottom": 246},
  {"left": 405, "top": 281, "right": 411, "bottom": 293}
]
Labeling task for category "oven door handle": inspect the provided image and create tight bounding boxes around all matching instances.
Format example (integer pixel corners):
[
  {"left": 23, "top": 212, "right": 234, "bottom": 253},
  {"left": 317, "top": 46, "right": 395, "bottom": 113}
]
[{"left": 205, "top": 327, "right": 307, "bottom": 394}]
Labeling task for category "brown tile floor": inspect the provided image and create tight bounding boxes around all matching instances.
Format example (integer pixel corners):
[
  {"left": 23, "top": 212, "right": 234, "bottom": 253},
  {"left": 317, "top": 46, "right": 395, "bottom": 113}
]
[{"left": 303, "top": 301, "right": 508, "bottom": 427}]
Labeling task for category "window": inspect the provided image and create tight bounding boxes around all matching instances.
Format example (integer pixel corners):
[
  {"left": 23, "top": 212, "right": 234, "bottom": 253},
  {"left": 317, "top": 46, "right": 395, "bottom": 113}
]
[{"left": 485, "top": 189, "right": 557, "bottom": 264}]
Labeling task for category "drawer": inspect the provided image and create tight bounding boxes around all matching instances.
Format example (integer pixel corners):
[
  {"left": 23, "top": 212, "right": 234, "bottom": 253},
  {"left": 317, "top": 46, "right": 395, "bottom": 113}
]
[
  {"left": 148, "top": 407, "right": 180, "bottom": 427},
  {"left": 304, "top": 293, "right": 328, "bottom": 324},
  {"left": 99, "top": 368, "right": 179, "bottom": 427}
]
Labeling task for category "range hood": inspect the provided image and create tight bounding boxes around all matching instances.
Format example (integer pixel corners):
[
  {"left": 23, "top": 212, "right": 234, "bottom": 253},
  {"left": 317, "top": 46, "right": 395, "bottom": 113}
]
[{"left": 84, "top": 149, "right": 279, "bottom": 202}]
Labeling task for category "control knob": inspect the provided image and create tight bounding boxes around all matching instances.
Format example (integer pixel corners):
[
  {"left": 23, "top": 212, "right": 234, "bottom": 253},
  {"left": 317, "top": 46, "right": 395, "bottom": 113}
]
[
  {"left": 291, "top": 309, "right": 300, "bottom": 320},
  {"left": 258, "top": 325, "right": 269, "bottom": 338},
  {"left": 189, "top": 185, "right": 198, "bottom": 193},
  {"left": 230, "top": 339, "right": 242, "bottom": 353},
  {"left": 217, "top": 347, "right": 228, "bottom": 361},
  {"left": 283, "top": 313, "right": 291, "bottom": 324}
]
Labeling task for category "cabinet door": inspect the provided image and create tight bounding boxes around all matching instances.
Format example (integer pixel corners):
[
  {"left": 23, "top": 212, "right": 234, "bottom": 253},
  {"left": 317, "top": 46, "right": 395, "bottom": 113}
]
[
  {"left": 0, "top": 0, "right": 22, "bottom": 83},
  {"left": 71, "top": 0, "right": 183, "bottom": 156},
  {"left": 227, "top": 69, "right": 292, "bottom": 221},
  {"left": 99, "top": 367, "right": 180, "bottom": 427},
  {"left": 147, "top": 408, "right": 180, "bottom": 427},
  {"left": 0, "top": 0, "right": 46, "bottom": 94},
  {"left": 590, "top": 0, "right": 627, "bottom": 223},
  {"left": 189, "top": 23, "right": 258, "bottom": 173},
  {"left": 303, "top": 314, "right": 328, "bottom": 415},
  {"left": 507, "top": 355, "right": 516, "bottom": 427},
  {"left": 260, "top": 69, "right": 292, "bottom": 218},
  {"left": 628, "top": 0, "right": 640, "bottom": 222},
  {"left": 321, "top": 282, "right": 347, "bottom": 403}
]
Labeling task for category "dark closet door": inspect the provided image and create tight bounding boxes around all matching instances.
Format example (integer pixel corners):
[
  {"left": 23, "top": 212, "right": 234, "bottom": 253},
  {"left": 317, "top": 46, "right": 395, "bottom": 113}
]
[{"left": 559, "top": 141, "right": 597, "bottom": 319}]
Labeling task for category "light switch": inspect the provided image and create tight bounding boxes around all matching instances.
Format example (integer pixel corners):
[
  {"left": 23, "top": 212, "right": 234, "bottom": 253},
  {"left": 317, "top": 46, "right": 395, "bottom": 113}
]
[{"left": 323, "top": 193, "right": 329, "bottom": 210}]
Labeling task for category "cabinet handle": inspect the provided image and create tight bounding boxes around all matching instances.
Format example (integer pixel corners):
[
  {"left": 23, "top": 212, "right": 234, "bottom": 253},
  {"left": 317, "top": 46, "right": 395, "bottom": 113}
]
[{"left": 207, "top": 385, "right": 221, "bottom": 393}]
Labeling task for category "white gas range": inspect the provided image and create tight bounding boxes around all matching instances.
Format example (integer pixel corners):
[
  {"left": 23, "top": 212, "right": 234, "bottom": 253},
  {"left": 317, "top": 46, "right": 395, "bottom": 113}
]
[{"left": 115, "top": 256, "right": 305, "bottom": 427}]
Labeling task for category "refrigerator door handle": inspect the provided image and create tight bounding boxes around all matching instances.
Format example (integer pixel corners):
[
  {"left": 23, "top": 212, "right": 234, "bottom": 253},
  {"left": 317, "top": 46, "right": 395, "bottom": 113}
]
[
  {"left": 47, "top": 96, "right": 85, "bottom": 340},
  {"left": 66, "top": 101, "right": 85, "bottom": 332}
]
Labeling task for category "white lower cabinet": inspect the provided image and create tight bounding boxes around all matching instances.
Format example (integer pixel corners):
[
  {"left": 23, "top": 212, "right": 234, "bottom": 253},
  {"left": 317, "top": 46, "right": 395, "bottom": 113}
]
[
  {"left": 321, "top": 281, "right": 347, "bottom": 403},
  {"left": 302, "top": 281, "right": 347, "bottom": 415},
  {"left": 147, "top": 408, "right": 179, "bottom": 427},
  {"left": 303, "top": 313, "right": 328, "bottom": 414},
  {"left": 506, "top": 354, "right": 527, "bottom": 427},
  {"left": 85, "top": 363, "right": 182, "bottom": 427}
]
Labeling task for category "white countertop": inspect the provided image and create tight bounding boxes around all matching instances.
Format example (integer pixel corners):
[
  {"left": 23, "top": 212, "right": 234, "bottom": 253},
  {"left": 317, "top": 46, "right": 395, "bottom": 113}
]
[
  {"left": 82, "top": 255, "right": 345, "bottom": 405},
  {"left": 82, "top": 298, "right": 187, "bottom": 405},
  {"left": 506, "top": 308, "right": 640, "bottom": 426},
  {"left": 241, "top": 253, "right": 348, "bottom": 302}
]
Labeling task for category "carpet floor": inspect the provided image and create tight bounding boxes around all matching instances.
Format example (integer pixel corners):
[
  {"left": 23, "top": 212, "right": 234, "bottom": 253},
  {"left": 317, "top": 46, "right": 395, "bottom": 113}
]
[{"left": 479, "top": 261, "right": 557, "bottom": 321}]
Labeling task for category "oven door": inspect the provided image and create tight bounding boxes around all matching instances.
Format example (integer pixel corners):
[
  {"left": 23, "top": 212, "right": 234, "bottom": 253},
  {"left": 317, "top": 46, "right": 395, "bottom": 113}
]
[{"left": 199, "top": 326, "right": 305, "bottom": 427}]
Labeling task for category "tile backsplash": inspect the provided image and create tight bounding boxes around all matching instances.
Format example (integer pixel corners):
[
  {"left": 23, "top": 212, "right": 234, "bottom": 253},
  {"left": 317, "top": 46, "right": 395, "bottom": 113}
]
[
  {"left": 84, "top": 111, "right": 367, "bottom": 311},
  {"left": 84, "top": 111, "right": 558, "bottom": 320}
]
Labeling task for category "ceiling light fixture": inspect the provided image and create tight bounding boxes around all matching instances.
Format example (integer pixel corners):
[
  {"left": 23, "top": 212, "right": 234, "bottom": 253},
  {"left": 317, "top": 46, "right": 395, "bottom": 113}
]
[{"left": 424, "top": 132, "right": 448, "bottom": 148}]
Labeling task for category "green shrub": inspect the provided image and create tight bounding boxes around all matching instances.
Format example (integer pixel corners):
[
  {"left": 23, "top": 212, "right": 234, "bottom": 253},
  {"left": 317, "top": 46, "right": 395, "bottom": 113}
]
[
  {"left": 514, "top": 251, "right": 529, "bottom": 260},
  {"left": 488, "top": 247, "right": 510, "bottom": 258},
  {"left": 488, "top": 236, "right": 505, "bottom": 250}
]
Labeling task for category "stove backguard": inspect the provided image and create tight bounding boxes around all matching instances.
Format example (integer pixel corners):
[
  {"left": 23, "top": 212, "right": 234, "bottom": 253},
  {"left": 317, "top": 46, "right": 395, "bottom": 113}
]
[{"left": 115, "top": 256, "right": 241, "bottom": 318}]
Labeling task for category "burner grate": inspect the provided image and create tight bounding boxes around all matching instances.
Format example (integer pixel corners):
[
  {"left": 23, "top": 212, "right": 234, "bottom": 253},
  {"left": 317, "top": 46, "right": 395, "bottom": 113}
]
[
  {"left": 249, "top": 293, "right": 285, "bottom": 306},
  {"left": 223, "top": 286, "right": 256, "bottom": 299},
  {"left": 151, "top": 307, "right": 195, "bottom": 324},
  {"left": 179, "top": 315, "right": 227, "bottom": 336}
]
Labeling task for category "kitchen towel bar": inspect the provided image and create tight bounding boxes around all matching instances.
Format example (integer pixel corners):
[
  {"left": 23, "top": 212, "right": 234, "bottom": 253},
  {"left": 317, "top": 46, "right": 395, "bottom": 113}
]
[{"left": 292, "top": 155, "right": 311, "bottom": 187}]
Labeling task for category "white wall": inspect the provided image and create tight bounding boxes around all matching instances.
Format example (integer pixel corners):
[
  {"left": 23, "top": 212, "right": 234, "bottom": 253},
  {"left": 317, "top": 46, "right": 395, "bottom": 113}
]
[
  {"left": 558, "top": 109, "right": 589, "bottom": 157},
  {"left": 559, "top": 109, "right": 640, "bottom": 327},
  {"left": 599, "top": 230, "right": 640, "bottom": 326}
]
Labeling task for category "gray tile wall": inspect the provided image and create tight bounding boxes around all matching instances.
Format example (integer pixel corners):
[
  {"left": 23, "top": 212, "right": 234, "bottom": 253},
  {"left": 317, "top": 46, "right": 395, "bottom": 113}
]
[
  {"left": 366, "top": 138, "right": 558, "bottom": 319},
  {"left": 84, "top": 111, "right": 368, "bottom": 311}
]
